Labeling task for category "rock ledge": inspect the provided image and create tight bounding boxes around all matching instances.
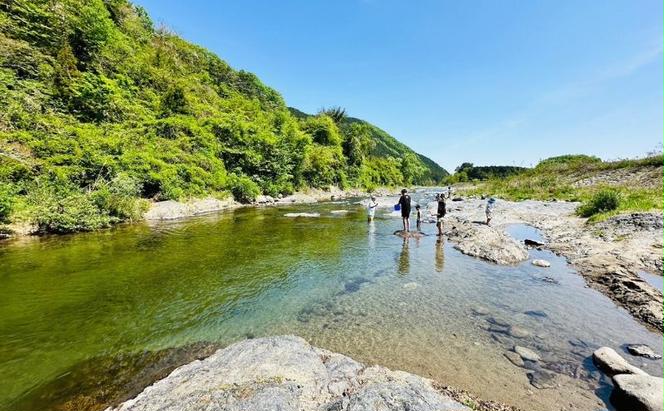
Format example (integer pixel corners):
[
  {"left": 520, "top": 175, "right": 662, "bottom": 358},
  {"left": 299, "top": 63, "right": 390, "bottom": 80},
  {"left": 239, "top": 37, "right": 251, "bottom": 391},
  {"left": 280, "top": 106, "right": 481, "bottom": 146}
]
[{"left": 107, "top": 336, "right": 470, "bottom": 411}]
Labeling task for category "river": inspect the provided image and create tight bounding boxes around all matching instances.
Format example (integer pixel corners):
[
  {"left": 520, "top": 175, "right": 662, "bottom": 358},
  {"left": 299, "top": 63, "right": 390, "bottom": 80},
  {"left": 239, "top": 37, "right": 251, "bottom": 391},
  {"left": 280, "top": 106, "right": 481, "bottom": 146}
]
[{"left": 0, "top": 193, "right": 661, "bottom": 411}]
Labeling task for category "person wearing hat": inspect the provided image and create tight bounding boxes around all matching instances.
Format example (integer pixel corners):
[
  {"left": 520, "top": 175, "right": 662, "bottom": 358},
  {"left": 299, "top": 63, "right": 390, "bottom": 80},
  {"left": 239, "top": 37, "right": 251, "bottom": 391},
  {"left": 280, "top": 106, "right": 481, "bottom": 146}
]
[{"left": 397, "top": 188, "right": 412, "bottom": 232}]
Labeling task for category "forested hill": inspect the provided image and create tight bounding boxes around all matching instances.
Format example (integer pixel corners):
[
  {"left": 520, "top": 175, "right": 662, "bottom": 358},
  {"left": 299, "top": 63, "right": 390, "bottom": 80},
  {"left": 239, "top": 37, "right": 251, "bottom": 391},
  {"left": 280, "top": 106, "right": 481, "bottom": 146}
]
[
  {"left": 289, "top": 108, "right": 448, "bottom": 182},
  {"left": 0, "top": 0, "right": 446, "bottom": 233}
]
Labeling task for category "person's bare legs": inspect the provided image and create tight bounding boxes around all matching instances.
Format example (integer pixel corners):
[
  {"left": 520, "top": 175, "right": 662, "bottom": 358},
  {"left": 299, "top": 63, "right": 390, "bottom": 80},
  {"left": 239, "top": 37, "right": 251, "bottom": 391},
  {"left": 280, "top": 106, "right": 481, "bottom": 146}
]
[
  {"left": 406, "top": 217, "right": 410, "bottom": 232},
  {"left": 437, "top": 220, "right": 443, "bottom": 236}
]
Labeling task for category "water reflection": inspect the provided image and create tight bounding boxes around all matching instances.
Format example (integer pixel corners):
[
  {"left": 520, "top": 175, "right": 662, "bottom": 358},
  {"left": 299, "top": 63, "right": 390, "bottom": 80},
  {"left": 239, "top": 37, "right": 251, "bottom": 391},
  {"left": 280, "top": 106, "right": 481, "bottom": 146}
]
[
  {"left": 398, "top": 237, "right": 410, "bottom": 275},
  {"left": 435, "top": 238, "right": 445, "bottom": 272}
]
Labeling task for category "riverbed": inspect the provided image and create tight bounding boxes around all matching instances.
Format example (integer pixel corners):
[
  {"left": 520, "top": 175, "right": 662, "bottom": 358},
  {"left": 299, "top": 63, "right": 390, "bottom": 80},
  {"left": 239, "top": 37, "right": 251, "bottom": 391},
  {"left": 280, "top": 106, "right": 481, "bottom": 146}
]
[{"left": 0, "top": 194, "right": 661, "bottom": 411}]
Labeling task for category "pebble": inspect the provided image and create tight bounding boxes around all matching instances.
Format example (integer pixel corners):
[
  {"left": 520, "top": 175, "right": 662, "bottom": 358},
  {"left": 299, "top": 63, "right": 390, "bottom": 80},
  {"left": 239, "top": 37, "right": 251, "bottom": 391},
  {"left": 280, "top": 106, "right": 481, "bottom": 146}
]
[
  {"left": 504, "top": 351, "right": 525, "bottom": 367},
  {"left": 626, "top": 344, "right": 662, "bottom": 360},
  {"left": 508, "top": 325, "right": 530, "bottom": 339},
  {"left": 403, "top": 282, "right": 419, "bottom": 290}
]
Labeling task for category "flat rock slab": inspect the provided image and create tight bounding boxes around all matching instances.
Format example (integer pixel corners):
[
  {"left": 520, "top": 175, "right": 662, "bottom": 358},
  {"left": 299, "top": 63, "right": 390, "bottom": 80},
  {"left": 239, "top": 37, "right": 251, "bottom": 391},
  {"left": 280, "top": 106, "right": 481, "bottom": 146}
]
[
  {"left": 106, "top": 336, "right": 470, "bottom": 411},
  {"left": 612, "top": 374, "right": 664, "bottom": 411},
  {"left": 514, "top": 346, "right": 540, "bottom": 362},
  {"left": 626, "top": 344, "right": 662, "bottom": 360},
  {"left": 593, "top": 346, "right": 647, "bottom": 376},
  {"left": 532, "top": 259, "right": 551, "bottom": 267},
  {"left": 284, "top": 212, "right": 321, "bottom": 218}
]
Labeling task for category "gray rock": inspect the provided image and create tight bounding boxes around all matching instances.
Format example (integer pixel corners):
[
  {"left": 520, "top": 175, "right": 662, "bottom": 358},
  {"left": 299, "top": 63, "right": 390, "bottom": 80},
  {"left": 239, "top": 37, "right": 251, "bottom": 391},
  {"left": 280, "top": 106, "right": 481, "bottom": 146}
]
[
  {"left": 592, "top": 346, "right": 647, "bottom": 376},
  {"left": 504, "top": 351, "right": 524, "bottom": 367},
  {"left": 106, "top": 336, "right": 470, "bottom": 411},
  {"left": 514, "top": 346, "right": 540, "bottom": 362},
  {"left": 532, "top": 259, "right": 551, "bottom": 267},
  {"left": 255, "top": 195, "right": 275, "bottom": 204},
  {"left": 527, "top": 369, "right": 558, "bottom": 389},
  {"left": 612, "top": 374, "right": 664, "bottom": 411},
  {"left": 508, "top": 325, "right": 530, "bottom": 339},
  {"left": 470, "top": 306, "right": 490, "bottom": 316},
  {"left": 626, "top": 344, "right": 662, "bottom": 360}
]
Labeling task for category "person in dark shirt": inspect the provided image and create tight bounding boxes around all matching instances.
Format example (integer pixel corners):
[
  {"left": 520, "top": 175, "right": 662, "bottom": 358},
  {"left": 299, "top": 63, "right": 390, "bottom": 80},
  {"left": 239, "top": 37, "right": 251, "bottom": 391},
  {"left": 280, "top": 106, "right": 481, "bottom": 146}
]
[
  {"left": 415, "top": 204, "right": 422, "bottom": 231},
  {"left": 436, "top": 193, "right": 446, "bottom": 236},
  {"left": 398, "top": 189, "right": 412, "bottom": 232}
]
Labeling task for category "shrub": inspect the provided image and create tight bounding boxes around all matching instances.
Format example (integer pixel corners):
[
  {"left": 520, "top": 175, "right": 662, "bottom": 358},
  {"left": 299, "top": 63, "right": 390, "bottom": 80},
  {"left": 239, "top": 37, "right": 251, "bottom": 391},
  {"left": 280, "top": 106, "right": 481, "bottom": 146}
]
[
  {"left": 91, "top": 174, "right": 145, "bottom": 221},
  {"left": 227, "top": 173, "right": 261, "bottom": 203},
  {"left": 577, "top": 190, "right": 621, "bottom": 217},
  {"left": 0, "top": 184, "right": 14, "bottom": 223},
  {"left": 28, "top": 179, "right": 111, "bottom": 233}
]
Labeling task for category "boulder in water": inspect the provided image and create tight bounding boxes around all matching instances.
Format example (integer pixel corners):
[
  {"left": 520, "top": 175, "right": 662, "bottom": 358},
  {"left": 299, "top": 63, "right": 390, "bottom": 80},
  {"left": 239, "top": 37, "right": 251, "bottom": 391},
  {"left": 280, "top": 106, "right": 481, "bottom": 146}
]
[
  {"left": 592, "top": 347, "right": 647, "bottom": 376},
  {"left": 612, "top": 374, "right": 663, "bottom": 411}
]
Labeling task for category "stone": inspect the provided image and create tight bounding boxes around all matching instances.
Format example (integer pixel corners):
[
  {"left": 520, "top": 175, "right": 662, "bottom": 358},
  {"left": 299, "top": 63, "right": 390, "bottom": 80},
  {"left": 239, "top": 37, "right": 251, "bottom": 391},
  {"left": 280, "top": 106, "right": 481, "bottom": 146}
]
[
  {"left": 486, "top": 316, "right": 510, "bottom": 327},
  {"left": 504, "top": 351, "right": 524, "bottom": 367},
  {"left": 612, "top": 374, "right": 663, "bottom": 411},
  {"left": 524, "top": 239, "right": 545, "bottom": 247},
  {"left": 403, "top": 282, "right": 419, "bottom": 290},
  {"left": 524, "top": 310, "right": 547, "bottom": 318},
  {"left": 532, "top": 259, "right": 551, "bottom": 267},
  {"left": 626, "top": 344, "right": 662, "bottom": 360},
  {"left": 527, "top": 369, "right": 558, "bottom": 389},
  {"left": 330, "top": 210, "right": 349, "bottom": 214},
  {"left": 514, "top": 346, "right": 540, "bottom": 362},
  {"left": 255, "top": 195, "right": 275, "bottom": 204},
  {"left": 508, "top": 325, "right": 530, "bottom": 339},
  {"left": 284, "top": 212, "right": 320, "bottom": 218},
  {"left": 592, "top": 347, "right": 647, "bottom": 376},
  {"left": 470, "top": 306, "right": 490, "bottom": 316},
  {"left": 106, "top": 336, "right": 470, "bottom": 411}
]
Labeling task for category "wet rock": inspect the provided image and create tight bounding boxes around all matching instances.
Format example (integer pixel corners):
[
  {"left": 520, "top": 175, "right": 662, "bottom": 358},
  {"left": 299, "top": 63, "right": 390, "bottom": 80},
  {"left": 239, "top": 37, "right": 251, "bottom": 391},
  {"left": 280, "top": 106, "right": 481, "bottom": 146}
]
[
  {"left": 540, "top": 276, "right": 559, "bottom": 284},
  {"left": 524, "top": 310, "right": 547, "bottom": 318},
  {"left": 452, "top": 197, "right": 464, "bottom": 202},
  {"left": 144, "top": 198, "right": 237, "bottom": 220},
  {"left": 532, "top": 259, "right": 551, "bottom": 268},
  {"left": 486, "top": 317, "right": 510, "bottom": 327},
  {"left": 394, "top": 230, "right": 427, "bottom": 238},
  {"left": 527, "top": 369, "right": 558, "bottom": 389},
  {"left": 504, "top": 351, "right": 524, "bottom": 367},
  {"left": 284, "top": 212, "right": 321, "bottom": 218},
  {"left": 514, "top": 346, "right": 540, "bottom": 362},
  {"left": 344, "top": 278, "right": 370, "bottom": 293},
  {"left": 592, "top": 347, "right": 647, "bottom": 376},
  {"left": 524, "top": 239, "right": 545, "bottom": 247},
  {"left": 470, "top": 306, "right": 490, "bottom": 316},
  {"left": 488, "top": 325, "right": 509, "bottom": 335},
  {"left": 508, "top": 325, "right": 530, "bottom": 339},
  {"left": 403, "top": 282, "right": 419, "bottom": 290},
  {"left": 107, "top": 336, "right": 470, "bottom": 411},
  {"left": 626, "top": 344, "right": 662, "bottom": 360},
  {"left": 611, "top": 374, "right": 663, "bottom": 411}
]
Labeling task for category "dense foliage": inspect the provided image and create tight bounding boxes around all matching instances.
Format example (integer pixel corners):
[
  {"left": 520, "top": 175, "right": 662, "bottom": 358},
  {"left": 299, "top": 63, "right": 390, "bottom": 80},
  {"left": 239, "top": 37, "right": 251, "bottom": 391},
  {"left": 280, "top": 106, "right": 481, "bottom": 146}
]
[
  {"left": 445, "top": 162, "right": 526, "bottom": 182},
  {"left": 577, "top": 189, "right": 620, "bottom": 218},
  {"left": 0, "top": 0, "right": 447, "bottom": 233}
]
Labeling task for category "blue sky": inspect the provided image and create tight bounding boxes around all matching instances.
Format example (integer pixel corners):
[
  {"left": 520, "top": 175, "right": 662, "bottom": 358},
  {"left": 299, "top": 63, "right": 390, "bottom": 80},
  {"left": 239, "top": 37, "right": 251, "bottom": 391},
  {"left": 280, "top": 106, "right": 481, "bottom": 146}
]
[{"left": 135, "top": 0, "right": 663, "bottom": 172}]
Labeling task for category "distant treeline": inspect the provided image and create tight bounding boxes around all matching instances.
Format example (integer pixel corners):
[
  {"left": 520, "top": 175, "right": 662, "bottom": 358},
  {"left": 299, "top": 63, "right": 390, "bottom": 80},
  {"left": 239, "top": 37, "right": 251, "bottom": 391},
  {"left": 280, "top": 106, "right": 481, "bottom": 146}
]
[{"left": 445, "top": 162, "right": 527, "bottom": 183}]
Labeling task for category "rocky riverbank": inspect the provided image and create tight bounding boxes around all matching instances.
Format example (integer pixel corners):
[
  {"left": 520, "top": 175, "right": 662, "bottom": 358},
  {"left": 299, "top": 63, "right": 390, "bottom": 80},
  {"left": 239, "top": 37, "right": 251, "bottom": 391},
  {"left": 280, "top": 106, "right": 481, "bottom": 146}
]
[{"left": 106, "top": 336, "right": 516, "bottom": 411}]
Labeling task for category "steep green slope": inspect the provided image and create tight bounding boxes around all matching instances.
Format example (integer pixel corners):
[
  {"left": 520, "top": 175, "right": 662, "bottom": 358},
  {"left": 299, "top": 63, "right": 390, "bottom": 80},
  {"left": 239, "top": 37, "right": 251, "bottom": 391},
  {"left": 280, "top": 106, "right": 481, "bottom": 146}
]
[{"left": 0, "top": 0, "right": 445, "bottom": 233}]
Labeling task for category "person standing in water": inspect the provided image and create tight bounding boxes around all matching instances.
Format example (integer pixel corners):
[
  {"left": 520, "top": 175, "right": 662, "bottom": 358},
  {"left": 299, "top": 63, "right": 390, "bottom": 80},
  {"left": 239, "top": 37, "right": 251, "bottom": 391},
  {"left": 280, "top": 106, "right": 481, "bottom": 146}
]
[
  {"left": 436, "top": 193, "right": 446, "bottom": 236},
  {"left": 397, "top": 189, "right": 412, "bottom": 232},
  {"left": 367, "top": 196, "right": 378, "bottom": 222},
  {"left": 415, "top": 204, "right": 422, "bottom": 231},
  {"left": 485, "top": 197, "right": 496, "bottom": 226}
]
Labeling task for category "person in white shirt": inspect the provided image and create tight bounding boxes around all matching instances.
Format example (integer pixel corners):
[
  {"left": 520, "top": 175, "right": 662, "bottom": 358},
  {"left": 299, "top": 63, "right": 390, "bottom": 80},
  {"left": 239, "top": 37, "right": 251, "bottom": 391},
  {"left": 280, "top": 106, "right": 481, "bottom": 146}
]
[{"left": 367, "top": 196, "right": 378, "bottom": 222}]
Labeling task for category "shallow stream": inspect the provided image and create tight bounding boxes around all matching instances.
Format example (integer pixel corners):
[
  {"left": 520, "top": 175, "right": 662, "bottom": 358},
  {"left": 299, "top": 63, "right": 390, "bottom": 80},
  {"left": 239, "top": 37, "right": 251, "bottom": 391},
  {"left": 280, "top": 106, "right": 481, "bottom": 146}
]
[{"left": 0, "top": 192, "right": 661, "bottom": 410}]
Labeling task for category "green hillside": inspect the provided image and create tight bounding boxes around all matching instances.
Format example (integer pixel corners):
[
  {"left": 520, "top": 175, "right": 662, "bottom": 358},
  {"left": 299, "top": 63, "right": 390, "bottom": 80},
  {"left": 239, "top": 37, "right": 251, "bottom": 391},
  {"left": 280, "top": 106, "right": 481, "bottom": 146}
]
[
  {"left": 290, "top": 108, "right": 448, "bottom": 182},
  {"left": 0, "top": 0, "right": 446, "bottom": 234}
]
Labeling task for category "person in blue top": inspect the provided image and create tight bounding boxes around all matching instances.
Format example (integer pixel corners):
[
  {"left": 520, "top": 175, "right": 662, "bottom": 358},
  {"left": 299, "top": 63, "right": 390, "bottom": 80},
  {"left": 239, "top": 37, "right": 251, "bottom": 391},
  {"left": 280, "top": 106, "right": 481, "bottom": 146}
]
[{"left": 397, "top": 189, "right": 412, "bottom": 232}]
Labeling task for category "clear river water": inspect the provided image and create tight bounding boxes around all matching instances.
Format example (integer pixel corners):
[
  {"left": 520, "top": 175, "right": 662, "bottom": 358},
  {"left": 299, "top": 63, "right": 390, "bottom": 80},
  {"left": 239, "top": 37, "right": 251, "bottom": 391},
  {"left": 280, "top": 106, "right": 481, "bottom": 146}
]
[{"left": 0, "top": 193, "right": 661, "bottom": 411}]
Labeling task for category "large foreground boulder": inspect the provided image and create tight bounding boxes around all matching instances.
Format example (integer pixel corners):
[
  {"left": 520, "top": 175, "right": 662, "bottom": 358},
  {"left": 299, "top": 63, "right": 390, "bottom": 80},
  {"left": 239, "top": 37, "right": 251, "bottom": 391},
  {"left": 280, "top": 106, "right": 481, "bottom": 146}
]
[
  {"left": 107, "top": 336, "right": 469, "bottom": 411},
  {"left": 592, "top": 347, "right": 647, "bottom": 376},
  {"left": 612, "top": 374, "right": 664, "bottom": 411}
]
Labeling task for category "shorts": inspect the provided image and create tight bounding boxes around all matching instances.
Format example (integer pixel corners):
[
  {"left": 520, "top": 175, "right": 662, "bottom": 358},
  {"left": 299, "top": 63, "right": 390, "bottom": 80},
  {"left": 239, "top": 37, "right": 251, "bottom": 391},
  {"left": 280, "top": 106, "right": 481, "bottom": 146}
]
[
  {"left": 437, "top": 214, "right": 445, "bottom": 224},
  {"left": 401, "top": 208, "right": 411, "bottom": 218}
]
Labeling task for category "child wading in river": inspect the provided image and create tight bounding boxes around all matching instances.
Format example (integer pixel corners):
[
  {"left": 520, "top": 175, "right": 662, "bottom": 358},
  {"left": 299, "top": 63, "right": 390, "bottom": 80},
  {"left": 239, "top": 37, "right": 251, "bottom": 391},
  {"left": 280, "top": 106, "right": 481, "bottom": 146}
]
[{"left": 415, "top": 204, "right": 422, "bottom": 231}]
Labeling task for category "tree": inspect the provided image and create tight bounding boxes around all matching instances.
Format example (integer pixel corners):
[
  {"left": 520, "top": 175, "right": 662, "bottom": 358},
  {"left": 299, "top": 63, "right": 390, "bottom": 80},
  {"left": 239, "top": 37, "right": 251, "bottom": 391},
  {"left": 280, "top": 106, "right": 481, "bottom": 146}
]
[{"left": 318, "top": 106, "right": 346, "bottom": 124}]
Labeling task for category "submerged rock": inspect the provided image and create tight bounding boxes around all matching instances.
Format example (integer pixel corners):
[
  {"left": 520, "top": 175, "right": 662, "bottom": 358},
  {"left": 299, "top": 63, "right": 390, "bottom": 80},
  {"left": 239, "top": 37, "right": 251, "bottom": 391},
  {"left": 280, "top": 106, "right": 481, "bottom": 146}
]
[
  {"left": 592, "top": 347, "right": 647, "bottom": 376},
  {"left": 514, "top": 346, "right": 540, "bottom": 362},
  {"left": 524, "top": 239, "right": 545, "bottom": 247},
  {"left": 524, "top": 310, "right": 547, "bottom": 318},
  {"left": 626, "top": 344, "right": 662, "bottom": 360},
  {"left": 532, "top": 259, "right": 551, "bottom": 268},
  {"left": 403, "top": 282, "right": 419, "bottom": 290},
  {"left": 504, "top": 351, "right": 524, "bottom": 367},
  {"left": 612, "top": 374, "right": 664, "bottom": 411},
  {"left": 470, "top": 306, "right": 490, "bottom": 316},
  {"left": 284, "top": 212, "right": 321, "bottom": 218},
  {"left": 508, "top": 325, "right": 530, "bottom": 339},
  {"left": 527, "top": 369, "right": 558, "bottom": 389},
  {"left": 106, "top": 336, "right": 470, "bottom": 411}
]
